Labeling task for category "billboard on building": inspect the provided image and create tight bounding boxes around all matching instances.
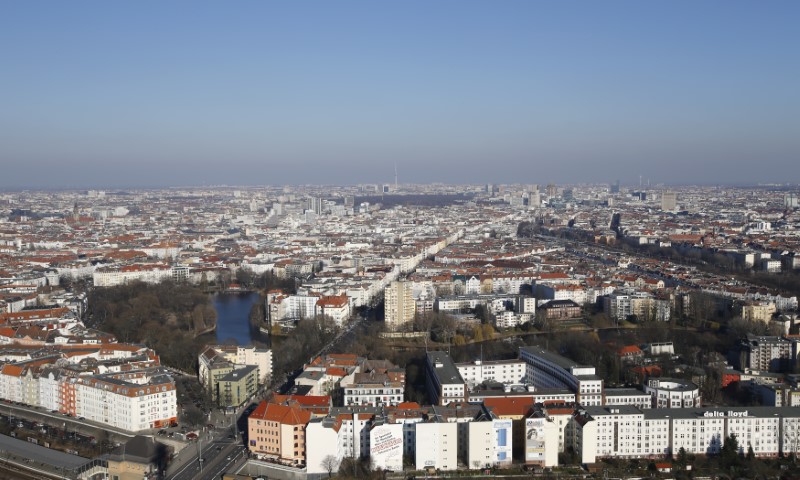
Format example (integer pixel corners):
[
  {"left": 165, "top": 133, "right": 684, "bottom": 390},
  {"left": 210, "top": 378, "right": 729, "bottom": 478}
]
[
  {"left": 494, "top": 420, "right": 513, "bottom": 463},
  {"left": 370, "top": 424, "right": 403, "bottom": 471},
  {"left": 525, "top": 418, "right": 546, "bottom": 463}
]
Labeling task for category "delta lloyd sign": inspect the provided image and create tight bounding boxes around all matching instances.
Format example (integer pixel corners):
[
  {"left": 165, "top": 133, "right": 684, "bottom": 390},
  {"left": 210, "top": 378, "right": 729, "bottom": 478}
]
[{"left": 703, "top": 410, "right": 749, "bottom": 418}]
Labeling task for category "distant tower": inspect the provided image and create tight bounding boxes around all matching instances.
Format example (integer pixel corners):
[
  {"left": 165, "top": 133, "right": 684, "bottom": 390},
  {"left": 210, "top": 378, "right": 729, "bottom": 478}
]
[
  {"left": 785, "top": 193, "right": 799, "bottom": 209},
  {"left": 394, "top": 162, "right": 398, "bottom": 191}
]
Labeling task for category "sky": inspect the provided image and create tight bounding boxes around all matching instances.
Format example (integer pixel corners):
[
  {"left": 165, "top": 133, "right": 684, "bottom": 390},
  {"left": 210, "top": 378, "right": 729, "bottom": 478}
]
[{"left": 1, "top": 1, "right": 798, "bottom": 189}]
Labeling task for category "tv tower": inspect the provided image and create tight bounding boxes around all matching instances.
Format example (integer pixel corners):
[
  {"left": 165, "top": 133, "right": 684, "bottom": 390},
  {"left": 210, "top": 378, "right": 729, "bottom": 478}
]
[{"left": 394, "top": 162, "right": 398, "bottom": 191}]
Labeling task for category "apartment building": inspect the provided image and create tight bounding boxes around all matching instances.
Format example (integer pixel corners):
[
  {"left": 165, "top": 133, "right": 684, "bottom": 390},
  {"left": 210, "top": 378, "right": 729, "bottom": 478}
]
[
  {"left": 425, "top": 352, "right": 467, "bottom": 406},
  {"left": 644, "top": 378, "right": 701, "bottom": 408},
  {"left": 247, "top": 401, "right": 311, "bottom": 465},
  {"left": 519, "top": 346, "right": 604, "bottom": 406},
  {"left": 75, "top": 371, "right": 177, "bottom": 431},
  {"left": 92, "top": 264, "right": 173, "bottom": 287},
  {"left": 456, "top": 359, "right": 526, "bottom": 388},
  {"left": 572, "top": 406, "right": 800, "bottom": 463},
  {"left": 384, "top": 281, "right": 415, "bottom": 331}
]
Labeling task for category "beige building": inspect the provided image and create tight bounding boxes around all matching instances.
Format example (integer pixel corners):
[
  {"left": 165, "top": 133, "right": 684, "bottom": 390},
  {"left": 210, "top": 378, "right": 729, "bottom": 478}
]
[
  {"left": 661, "top": 191, "right": 677, "bottom": 211},
  {"left": 384, "top": 281, "right": 415, "bottom": 331},
  {"left": 248, "top": 401, "right": 311, "bottom": 465},
  {"left": 742, "top": 302, "right": 777, "bottom": 323}
]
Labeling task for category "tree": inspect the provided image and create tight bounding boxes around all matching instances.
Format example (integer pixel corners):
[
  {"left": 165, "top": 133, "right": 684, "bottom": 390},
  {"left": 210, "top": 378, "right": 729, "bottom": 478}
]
[
  {"left": 474, "top": 304, "right": 489, "bottom": 324},
  {"left": 472, "top": 326, "right": 484, "bottom": 342},
  {"left": 481, "top": 324, "right": 496, "bottom": 341},
  {"left": 321, "top": 455, "right": 338, "bottom": 478},
  {"left": 184, "top": 407, "right": 205, "bottom": 429},
  {"left": 676, "top": 446, "right": 688, "bottom": 469},
  {"left": 721, "top": 433, "right": 740, "bottom": 468}
]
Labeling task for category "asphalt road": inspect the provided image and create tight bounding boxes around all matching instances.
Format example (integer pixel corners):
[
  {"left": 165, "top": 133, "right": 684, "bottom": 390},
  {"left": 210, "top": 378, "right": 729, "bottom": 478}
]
[{"left": 168, "top": 434, "right": 246, "bottom": 480}]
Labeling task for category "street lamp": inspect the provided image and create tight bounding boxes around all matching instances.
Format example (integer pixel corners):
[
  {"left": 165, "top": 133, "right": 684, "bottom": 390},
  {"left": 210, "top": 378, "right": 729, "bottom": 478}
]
[{"left": 197, "top": 437, "right": 203, "bottom": 473}]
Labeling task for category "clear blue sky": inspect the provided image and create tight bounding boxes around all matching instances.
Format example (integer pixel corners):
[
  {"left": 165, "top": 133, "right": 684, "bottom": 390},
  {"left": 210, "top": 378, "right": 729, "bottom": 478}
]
[{"left": 1, "top": 1, "right": 798, "bottom": 188}]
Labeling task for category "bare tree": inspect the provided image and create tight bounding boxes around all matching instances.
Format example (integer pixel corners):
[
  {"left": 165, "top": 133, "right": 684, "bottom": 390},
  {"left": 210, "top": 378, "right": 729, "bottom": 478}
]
[{"left": 321, "top": 454, "right": 338, "bottom": 478}]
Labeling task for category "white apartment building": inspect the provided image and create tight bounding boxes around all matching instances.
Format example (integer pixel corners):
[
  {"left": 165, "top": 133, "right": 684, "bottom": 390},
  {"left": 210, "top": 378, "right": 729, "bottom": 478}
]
[
  {"left": 343, "top": 374, "right": 404, "bottom": 407},
  {"left": 37, "top": 369, "right": 62, "bottom": 412},
  {"left": 369, "top": 421, "right": 404, "bottom": 472},
  {"left": 75, "top": 372, "right": 178, "bottom": 431},
  {"left": 456, "top": 359, "right": 526, "bottom": 388},
  {"left": 466, "top": 419, "right": 513, "bottom": 468},
  {"left": 604, "top": 388, "right": 652, "bottom": 409},
  {"left": 315, "top": 295, "right": 351, "bottom": 326},
  {"left": 644, "top": 378, "right": 701, "bottom": 408},
  {"left": 235, "top": 345, "right": 274, "bottom": 384},
  {"left": 572, "top": 406, "right": 800, "bottom": 464},
  {"left": 415, "top": 420, "right": 458, "bottom": 470},
  {"left": 305, "top": 418, "right": 343, "bottom": 475},
  {"left": 92, "top": 263, "right": 173, "bottom": 287}
]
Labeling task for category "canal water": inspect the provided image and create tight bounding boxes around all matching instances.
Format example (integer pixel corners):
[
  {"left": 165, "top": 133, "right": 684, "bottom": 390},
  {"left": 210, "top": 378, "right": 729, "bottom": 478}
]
[{"left": 211, "top": 291, "right": 262, "bottom": 345}]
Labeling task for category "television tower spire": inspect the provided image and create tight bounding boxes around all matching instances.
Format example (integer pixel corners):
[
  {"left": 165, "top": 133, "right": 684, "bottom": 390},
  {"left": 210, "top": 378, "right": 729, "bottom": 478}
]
[{"left": 394, "top": 162, "right": 398, "bottom": 190}]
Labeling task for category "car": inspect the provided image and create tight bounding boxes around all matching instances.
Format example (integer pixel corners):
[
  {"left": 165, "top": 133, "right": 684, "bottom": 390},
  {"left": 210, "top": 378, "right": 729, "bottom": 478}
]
[
  {"left": 207, "top": 423, "right": 214, "bottom": 429},
  {"left": 226, "top": 455, "right": 232, "bottom": 461},
  {"left": 78, "top": 416, "right": 85, "bottom": 420}
]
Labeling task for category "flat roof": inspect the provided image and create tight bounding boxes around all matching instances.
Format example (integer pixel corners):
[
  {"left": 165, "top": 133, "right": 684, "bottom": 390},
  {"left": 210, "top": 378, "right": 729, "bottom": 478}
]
[
  {"left": 520, "top": 346, "right": 592, "bottom": 371},
  {"left": 427, "top": 351, "right": 464, "bottom": 384},
  {"left": 0, "top": 433, "right": 90, "bottom": 470},
  {"left": 605, "top": 388, "right": 649, "bottom": 397}
]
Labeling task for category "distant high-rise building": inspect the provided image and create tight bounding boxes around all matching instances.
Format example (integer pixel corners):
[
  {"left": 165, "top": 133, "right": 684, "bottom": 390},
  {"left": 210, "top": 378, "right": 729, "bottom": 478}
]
[
  {"left": 661, "top": 191, "right": 677, "bottom": 211},
  {"left": 344, "top": 195, "right": 355, "bottom": 208},
  {"left": 610, "top": 181, "right": 620, "bottom": 194},
  {"left": 307, "top": 196, "right": 323, "bottom": 215},
  {"left": 384, "top": 281, "right": 415, "bottom": 331},
  {"left": 785, "top": 193, "right": 799, "bottom": 209}
]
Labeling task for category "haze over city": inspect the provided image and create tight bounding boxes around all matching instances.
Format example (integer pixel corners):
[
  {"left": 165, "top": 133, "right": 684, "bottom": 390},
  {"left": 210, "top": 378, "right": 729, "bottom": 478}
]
[
  {"left": 2, "top": 1, "right": 799, "bottom": 189},
  {"left": 5, "top": 3, "right": 800, "bottom": 479}
]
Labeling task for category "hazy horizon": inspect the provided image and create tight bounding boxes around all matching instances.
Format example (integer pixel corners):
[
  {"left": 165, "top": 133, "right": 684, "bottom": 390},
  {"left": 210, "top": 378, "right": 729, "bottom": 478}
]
[{"left": 2, "top": 1, "right": 798, "bottom": 188}]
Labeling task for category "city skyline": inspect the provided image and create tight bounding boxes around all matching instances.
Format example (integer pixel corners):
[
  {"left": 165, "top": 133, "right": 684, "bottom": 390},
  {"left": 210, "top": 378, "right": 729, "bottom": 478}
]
[{"left": 2, "top": 1, "right": 799, "bottom": 188}]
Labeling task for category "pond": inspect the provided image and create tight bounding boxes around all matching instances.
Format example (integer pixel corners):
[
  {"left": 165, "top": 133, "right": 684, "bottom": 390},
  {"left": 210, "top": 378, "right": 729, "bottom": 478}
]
[{"left": 211, "top": 291, "right": 262, "bottom": 345}]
